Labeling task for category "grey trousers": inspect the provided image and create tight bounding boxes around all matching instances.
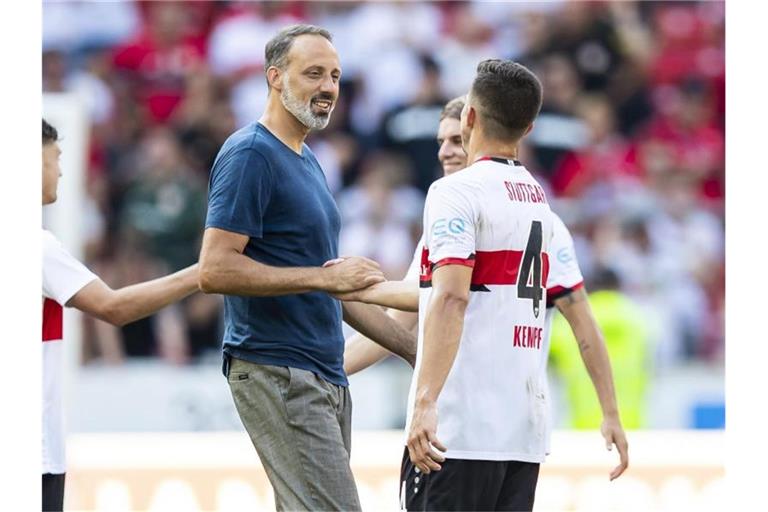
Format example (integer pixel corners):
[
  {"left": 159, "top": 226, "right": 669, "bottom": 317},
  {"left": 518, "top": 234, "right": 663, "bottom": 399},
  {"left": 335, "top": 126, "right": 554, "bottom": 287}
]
[{"left": 227, "top": 357, "right": 361, "bottom": 511}]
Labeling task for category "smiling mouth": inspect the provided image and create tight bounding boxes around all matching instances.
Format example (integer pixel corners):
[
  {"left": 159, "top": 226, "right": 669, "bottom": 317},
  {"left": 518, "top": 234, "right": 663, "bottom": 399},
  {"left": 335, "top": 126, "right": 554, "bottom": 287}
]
[{"left": 312, "top": 99, "right": 333, "bottom": 113}]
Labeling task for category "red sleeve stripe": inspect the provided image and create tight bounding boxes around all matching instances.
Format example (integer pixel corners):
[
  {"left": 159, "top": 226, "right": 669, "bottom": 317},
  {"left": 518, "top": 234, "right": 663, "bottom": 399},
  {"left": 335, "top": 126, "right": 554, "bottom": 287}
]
[
  {"left": 433, "top": 257, "right": 476, "bottom": 270},
  {"left": 420, "top": 248, "right": 552, "bottom": 290},
  {"left": 546, "top": 281, "right": 585, "bottom": 307}
]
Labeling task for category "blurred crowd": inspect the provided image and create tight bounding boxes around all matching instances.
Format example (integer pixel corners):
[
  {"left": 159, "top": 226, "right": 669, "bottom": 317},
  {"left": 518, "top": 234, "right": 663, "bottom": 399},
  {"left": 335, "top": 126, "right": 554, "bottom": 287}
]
[{"left": 43, "top": 1, "right": 724, "bottom": 370}]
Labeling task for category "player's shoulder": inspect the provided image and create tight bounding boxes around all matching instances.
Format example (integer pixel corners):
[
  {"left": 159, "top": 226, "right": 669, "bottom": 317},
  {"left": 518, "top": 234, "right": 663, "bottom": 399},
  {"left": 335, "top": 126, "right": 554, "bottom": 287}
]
[
  {"left": 42, "top": 229, "right": 80, "bottom": 266},
  {"left": 42, "top": 229, "right": 62, "bottom": 251},
  {"left": 428, "top": 167, "right": 483, "bottom": 195},
  {"left": 551, "top": 211, "right": 570, "bottom": 237}
]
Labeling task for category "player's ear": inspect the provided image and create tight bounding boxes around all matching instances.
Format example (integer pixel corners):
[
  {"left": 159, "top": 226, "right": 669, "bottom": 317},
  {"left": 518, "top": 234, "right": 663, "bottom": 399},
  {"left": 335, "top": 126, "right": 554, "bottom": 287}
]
[
  {"left": 266, "top": 66, "right": 283, "bottom": 92},
  {"left": 466, "top": 106, "right": 476, "bottom": 128}
]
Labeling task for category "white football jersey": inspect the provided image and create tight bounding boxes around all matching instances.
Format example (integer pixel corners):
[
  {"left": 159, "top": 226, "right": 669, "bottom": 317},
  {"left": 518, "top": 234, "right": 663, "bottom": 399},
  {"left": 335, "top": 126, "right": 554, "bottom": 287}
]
[
  {"left": 406, "top": 158, "right": 554, "bottom": 462},
  {"left": 540, "top": 213, "right": 584, "bottom": 454},
  {"left": 42, "top": 230, "right": 97, "bottom": 474},
  {"left": 403, "top": 235, "right": 423, "bottom": 282}
]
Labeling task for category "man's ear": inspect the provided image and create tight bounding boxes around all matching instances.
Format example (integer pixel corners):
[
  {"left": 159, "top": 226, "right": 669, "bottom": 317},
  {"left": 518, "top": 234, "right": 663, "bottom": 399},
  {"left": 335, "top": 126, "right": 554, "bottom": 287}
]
[
  {"left": 466, "top": 106, "right": 476, "bottom": 129},
  {"left": 266, "top": 66, "right": 283, "bottom": 92}
]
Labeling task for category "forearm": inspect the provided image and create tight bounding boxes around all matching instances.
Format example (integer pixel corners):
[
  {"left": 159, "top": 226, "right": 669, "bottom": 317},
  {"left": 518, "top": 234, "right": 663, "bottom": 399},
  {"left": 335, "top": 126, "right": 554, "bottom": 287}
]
[
  {"left": 344, "top": 309, "right": 418, "bottom": 375},
  {"left": 355, "top": 280, "right": 419, "bottom": 312},
  {"left": 344, "top": 334, "right": 390, "bottom": 375},
  {"left": 342, "top": 302, "right": 417, "bottom": 366},
  {"left": 415, "top": 292, "right": 466, "bottom": 404},
  {"left": 199, "top": 250, "right": 327, "bottom": 296},
  {"left": 112, "top": 265, "right": 200, "bottom": 325},
  {"left": 557, "top": 293, "right": 619, "bottom": 417}
]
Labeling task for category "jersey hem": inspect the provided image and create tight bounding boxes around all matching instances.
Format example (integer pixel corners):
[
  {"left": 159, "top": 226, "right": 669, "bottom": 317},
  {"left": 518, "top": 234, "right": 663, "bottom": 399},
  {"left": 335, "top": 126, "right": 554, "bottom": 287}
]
[
  {"left": 42, "top": 464, "right": 66, "bottom": 474},
  {"left": 442, "top": 449, "right": 546, "bottom": 463}
]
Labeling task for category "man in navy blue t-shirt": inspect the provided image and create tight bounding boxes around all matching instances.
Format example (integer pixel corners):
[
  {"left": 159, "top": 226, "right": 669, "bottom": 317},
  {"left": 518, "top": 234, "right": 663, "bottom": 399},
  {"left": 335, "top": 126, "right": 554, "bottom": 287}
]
[{"left": 199, "top": 25, "right": 417, "bottom": 511}]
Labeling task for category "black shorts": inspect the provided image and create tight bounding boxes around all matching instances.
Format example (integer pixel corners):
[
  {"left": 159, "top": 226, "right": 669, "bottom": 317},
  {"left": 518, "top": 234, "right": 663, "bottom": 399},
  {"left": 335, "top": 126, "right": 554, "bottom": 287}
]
[
  {"left": 42, "top": 473, "right": 65, "bottom": 512},
  {"left": 399, "top": 447, "right": 540, "bottom": 511}
]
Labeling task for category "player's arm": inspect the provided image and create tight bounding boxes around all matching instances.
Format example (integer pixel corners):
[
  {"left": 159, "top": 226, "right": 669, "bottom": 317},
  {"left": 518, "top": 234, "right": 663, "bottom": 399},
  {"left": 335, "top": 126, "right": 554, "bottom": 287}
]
[
  {"left": 198, "top": 227, "right": 384, "bottom": 295},
  {"left": 408, "top": 264, "right": 471, "bottom": 474},
  {"left": 344, "top": 309, "right": 418, "bottom": 375},
  {"left": 555, "top": 287, "right": 629, "bottom": 480},
  {"left": 67, "top": 264, "right": 199, "bottom": 327},
  {"left": 334, "top": 278, "right": 419, "bottom": 312},
  {"left": 341, "top": 302, "right": 417, "bottom": 367}
]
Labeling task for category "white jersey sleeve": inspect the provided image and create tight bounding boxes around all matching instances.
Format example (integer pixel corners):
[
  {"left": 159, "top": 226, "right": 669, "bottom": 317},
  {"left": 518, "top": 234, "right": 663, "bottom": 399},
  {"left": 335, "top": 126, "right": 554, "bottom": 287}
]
[
  {"left": 423, "top": 179, "right": 480, "bottom": 268},
  {"left": 403, "top": 236, "right": 424, "bottom": 281},
  {"left": 42, "top": 230, "right": 98, "bottom": 305},
  {"left": 546, "top": 213, "right": 584, "bottom": 306}
]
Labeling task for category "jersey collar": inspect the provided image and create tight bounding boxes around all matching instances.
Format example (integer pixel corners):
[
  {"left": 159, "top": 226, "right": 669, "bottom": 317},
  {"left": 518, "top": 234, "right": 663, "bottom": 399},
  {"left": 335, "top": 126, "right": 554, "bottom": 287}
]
[{"left": 474, "top": 156, "right": 523, "bottom": 167}]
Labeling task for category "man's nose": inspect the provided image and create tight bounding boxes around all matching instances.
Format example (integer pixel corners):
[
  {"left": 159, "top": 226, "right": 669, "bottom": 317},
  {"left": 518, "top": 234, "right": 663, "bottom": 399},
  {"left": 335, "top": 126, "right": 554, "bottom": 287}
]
[
  {"left": 438, "top": 142, "right": 450, "bottom": 159},
  {"left": 319, "top": 75, "right": 337, "bottom": 95}
]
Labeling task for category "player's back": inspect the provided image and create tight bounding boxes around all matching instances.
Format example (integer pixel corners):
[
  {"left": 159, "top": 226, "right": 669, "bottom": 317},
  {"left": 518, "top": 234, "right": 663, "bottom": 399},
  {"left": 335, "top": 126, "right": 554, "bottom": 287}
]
[{"left": 411, "top": 157, "right": 554, "bottom": 462}]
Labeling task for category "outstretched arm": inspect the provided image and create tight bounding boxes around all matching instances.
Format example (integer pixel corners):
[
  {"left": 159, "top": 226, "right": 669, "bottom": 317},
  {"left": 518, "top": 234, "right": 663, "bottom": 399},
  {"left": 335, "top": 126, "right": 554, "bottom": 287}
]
[
  {"left": 199, "top": 227, "right": 385, "bottom": 296},
  {"left": 555, "top": 287, "right": 629, "bottom": 480},
  {"left": 344, "top": 309, "right": 418, "bottom": 375},
  {"left": 342, "top": 302, "right": 417, "bottom": 367},
  {"left": 334, "top": 279, "right": 419, "bottom": 311},
  {"left": 67, "top": 265, "right": 199, "bottom": 327}
]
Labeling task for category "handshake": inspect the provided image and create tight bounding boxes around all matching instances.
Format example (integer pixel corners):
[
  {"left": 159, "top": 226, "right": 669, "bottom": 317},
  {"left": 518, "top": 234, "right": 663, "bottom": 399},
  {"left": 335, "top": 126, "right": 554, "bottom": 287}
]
[{"left": 320, "top": 256, "right": 387, "bottom": 302}]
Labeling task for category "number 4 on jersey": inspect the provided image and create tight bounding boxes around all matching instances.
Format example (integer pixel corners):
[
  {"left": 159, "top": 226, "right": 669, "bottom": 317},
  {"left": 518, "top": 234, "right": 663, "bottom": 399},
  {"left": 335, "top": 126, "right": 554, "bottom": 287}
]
[{"left": 517, "top": 220, "right": 544, "bottom": 318}]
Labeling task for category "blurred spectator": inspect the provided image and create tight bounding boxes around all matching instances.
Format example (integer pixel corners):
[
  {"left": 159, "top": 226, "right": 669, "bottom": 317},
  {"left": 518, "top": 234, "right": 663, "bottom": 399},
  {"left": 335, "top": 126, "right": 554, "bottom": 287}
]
[
  {"left": 549, "top": 268, "right": 651, "bottom": 429},
  {"left": 378, "top": 54, "right": 447, "bottom": 193},
  {"left": 112, "top": 1, "right": 208, "bottom": 123},
  {"left": 546, "top": 2, "right": 624, "bottom": 92},
  {"left": 435, "top": 2, "right": 497, "bottom": 99},
  {"left": 119, "top": 127, "right": 206, "bottom": 272},
  {"left": 337, "top": 152, "right": 424, "bottom": 279},
  {"left": 550, "top": 94, "right": 639, "bottom": 197},
  {"left": 526, "top": 54, "right": 589, "bottom": 175},
  {"left": 43, "top": 0, "right": 141, "bottom": 53}
]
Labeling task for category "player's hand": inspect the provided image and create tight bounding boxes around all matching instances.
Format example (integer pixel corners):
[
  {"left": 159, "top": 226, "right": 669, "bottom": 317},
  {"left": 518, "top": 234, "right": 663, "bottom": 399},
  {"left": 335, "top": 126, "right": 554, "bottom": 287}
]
[
  {"left": 407, "top": 399, "right": 447, "bottom": 474},
  {"left": 601, "top": 416, "right": 629, "bottom": 480},
  {"left": 323, "top": 259, "right": 388, "bottom": 301},
  {"left": 321, "top": 256, "right": 385, "bottom": 293}
]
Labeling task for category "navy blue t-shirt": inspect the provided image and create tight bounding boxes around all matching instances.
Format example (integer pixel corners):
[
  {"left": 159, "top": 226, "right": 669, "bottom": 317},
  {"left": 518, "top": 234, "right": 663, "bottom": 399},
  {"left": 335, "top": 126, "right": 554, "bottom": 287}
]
[{"left": 205, "top": 122, "right": 346, "bottom": 386}]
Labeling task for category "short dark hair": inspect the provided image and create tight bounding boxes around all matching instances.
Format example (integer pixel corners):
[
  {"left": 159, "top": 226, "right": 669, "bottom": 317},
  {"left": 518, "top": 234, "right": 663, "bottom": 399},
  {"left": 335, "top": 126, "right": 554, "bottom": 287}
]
[
  {"left": 470, "top": 59, "right": 543, "bottom": 141},
  {"left": 43, "top": 119, "right": 58, "bottom": 145},
  {"left": 264, "top": 24, "right": 333, "bottom": 86},
  {"left": 440, "top": 96, "right": 466, "bottom": 122}
]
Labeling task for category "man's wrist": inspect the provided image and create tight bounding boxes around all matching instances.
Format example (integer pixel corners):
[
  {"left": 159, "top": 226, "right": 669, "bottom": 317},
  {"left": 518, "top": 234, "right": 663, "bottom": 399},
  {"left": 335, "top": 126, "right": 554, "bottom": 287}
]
[{"left": 308, "top": 266, "right": 332, "bottom": 291}]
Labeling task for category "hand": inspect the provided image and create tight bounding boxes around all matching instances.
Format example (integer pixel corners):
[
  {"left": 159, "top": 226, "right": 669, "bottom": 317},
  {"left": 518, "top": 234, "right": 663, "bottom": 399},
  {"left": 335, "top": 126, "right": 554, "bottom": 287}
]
[
  {"left": 407, "top": 399, "right": 447, "bottom": 474},
  {"left": 321, "top": 256, "right": 385, "bottom": 293},
  {"left": 601, "top": 416, "right": 629, "bottom": 480},
  {"left": 332, "top": 281, "right": 385, "bottom": 302},
  {"left": 322, "top": 260, "right": 379, "bottom": 301}
]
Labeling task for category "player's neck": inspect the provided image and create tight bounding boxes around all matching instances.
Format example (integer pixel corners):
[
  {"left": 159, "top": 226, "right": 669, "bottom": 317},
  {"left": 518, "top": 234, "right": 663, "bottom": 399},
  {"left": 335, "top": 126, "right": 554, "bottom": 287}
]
[
  {"left": 259, "top": 97, "right": 310, "bottom": 154},
  {"left": 465, "top": 134, "right": 519, "bottom": 165}
]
